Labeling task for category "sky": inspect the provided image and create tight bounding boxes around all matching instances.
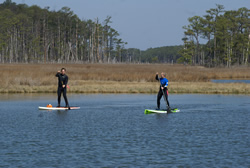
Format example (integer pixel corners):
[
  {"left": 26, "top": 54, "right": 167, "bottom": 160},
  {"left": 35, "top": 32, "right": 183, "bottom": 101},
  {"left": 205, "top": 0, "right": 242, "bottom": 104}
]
[{"left": 6, "top": 0, "right": 250, "bottom": 50}]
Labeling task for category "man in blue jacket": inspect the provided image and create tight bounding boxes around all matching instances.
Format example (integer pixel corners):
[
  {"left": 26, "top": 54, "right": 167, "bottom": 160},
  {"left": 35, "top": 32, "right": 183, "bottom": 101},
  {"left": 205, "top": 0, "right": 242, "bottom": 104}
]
[{"left": 155, "top": 72, "right": 170, "bottom": 110}]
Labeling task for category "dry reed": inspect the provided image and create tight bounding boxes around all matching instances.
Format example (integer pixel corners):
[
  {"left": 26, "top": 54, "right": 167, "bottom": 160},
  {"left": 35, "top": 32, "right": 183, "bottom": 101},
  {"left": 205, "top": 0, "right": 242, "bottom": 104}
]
[{"left": 1, "top": 63, "right": 250, "bottom": 94}]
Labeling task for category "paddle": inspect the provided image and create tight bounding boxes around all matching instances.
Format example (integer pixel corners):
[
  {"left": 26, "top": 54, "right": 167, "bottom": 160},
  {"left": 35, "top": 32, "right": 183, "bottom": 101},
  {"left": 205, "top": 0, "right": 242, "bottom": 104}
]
[{"left": 157, "top": 73, "right": 169, "bottom": 111}]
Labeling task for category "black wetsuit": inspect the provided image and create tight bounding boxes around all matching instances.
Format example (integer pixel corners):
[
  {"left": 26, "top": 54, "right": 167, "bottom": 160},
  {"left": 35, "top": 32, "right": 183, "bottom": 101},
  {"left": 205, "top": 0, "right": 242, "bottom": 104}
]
[
  {"left": 156, "top": 74, "right": 170, "bottom": 109},
  {"left": 56, "top": 72, "right": 69, "bottom": 107}
]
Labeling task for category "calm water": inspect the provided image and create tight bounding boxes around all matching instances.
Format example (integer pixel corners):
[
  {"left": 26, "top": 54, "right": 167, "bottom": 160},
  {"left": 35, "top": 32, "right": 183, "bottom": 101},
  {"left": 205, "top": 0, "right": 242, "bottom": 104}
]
[
  {"left": 0, "top": 94, "right": 249, "bottom": 167},
  {"left": 211, "top": 79, "right": 250, "bottom": 84}
]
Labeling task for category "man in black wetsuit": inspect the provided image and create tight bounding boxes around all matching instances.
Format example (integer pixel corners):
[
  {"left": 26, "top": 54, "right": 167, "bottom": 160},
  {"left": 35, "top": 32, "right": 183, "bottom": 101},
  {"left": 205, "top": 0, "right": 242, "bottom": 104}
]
[{"left": 56, "top": 68, "right": 69, "bottom": 108}]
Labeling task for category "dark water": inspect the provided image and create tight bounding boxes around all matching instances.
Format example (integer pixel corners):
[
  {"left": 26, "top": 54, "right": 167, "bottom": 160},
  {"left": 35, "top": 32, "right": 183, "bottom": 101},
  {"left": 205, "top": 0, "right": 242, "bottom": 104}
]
[
  {"left": 211, "top": 79, "right": 250, "bottom": 84},
  {"left": 0, "top": 94, "right": 249, "bottom": 167}
]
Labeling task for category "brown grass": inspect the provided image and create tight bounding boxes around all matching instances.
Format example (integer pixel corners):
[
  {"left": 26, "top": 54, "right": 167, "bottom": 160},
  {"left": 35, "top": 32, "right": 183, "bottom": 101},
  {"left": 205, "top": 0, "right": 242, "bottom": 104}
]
[{"left": 1, "top": 63, "right": 250, "bottom": 94}]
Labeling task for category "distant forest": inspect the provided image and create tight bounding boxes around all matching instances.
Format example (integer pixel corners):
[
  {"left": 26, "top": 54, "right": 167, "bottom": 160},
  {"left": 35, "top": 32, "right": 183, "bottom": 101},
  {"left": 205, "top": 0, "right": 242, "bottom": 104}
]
[
  {"left": 0, "top": 1, "right": 249, "bottom": 66},
  {"left": 0, "top": 0, "right": 128, "bottom": 63},
  {"left": 179, "top": 4, "right": 249, "bottom": 67}
]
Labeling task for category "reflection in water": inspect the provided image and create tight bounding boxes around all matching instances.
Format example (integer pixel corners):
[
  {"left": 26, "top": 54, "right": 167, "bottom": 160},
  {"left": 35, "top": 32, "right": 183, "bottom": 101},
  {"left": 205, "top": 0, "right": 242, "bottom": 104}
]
[
  {"left": 56, "top": 110, "right": 68, "bottom": 118},
  {"left": 155, "top": 113, "right": 169, "bottom": 121}
]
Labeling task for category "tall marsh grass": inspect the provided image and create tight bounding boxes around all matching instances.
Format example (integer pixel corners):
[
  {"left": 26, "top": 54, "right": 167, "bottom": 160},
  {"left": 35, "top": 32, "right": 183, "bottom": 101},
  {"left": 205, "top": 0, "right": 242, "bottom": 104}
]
[{"left": 1, "top": 63, "right": 250, "bottom": 93}]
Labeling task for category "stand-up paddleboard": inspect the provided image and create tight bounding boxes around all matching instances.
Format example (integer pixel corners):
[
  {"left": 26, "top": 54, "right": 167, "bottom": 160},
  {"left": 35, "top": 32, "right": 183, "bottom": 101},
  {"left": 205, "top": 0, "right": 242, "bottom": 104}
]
[
  {"left": 38, "top": 106, "right": 80, "bottom": 110},
  {"left": 144, "top": 108, "right": 180, "bottom": 114}
]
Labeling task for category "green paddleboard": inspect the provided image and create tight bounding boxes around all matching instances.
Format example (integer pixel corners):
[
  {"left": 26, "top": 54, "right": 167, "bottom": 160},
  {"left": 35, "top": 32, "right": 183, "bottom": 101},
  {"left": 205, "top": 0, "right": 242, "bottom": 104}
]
[{"left": 144, "top": 108, "right": 180, "bottom": 114}]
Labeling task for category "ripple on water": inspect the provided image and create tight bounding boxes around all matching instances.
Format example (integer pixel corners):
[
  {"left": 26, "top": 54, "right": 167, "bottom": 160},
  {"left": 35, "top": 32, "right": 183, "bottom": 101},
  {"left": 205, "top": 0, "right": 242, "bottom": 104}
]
[{"left": 0, "top": 94, "right": 249, "bottom": 167}]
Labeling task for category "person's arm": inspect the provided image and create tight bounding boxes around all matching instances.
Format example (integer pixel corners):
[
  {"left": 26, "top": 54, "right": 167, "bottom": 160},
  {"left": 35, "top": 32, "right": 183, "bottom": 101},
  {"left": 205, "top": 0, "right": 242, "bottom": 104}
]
[
  {"left": 55, "top": 71, "right": 61, "bottom": 77},
  {"left": 64, "top": 76, "right": 68, "bottom": 86},
  {"left": 155, "top": 72, "right": 159, "bottom": 81},
  {"left": 165, "top": 78, "right": 168, "bottom": 87},
  {"left": 62, "top": 76, "right": 68, "bottom": 88}
]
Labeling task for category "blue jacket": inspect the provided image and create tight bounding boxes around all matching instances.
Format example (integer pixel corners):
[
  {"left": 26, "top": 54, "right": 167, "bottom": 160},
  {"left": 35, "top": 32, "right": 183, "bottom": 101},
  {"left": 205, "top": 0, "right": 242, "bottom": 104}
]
[{"left": 156, "top": 75, "right": 168, "bottom": 87}]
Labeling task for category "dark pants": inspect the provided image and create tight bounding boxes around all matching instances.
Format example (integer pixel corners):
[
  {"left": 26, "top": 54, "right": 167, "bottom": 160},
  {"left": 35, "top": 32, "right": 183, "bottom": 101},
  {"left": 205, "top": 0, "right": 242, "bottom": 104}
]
[
  {"left": 157, "top": 87, "right": 170, "bottom": 109},
  {"left": 57, "top": 87, "right": 69, "bottom": 106}
]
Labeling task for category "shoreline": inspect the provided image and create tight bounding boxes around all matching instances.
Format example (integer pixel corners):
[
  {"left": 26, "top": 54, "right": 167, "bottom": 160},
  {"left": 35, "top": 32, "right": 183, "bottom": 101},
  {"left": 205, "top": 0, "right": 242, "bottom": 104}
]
[{"left": 1, "top": 81, "right": 250, "bottom": 94}]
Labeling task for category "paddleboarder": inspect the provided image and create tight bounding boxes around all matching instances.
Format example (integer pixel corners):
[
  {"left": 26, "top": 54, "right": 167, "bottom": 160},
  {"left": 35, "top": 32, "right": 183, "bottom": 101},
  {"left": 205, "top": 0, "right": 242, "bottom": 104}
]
[
  {"left": 56, "top": 68, "right": 70, "bottom": 108},
  {"left": 155, "top": 72, "right": 170, "bottom": 110}
]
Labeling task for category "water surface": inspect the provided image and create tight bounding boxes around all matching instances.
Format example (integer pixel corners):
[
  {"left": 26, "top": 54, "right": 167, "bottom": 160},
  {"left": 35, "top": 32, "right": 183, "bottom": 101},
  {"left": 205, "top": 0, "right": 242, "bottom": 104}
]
[
  {"left": 211, "top": 79, "right": 250, "bottom": 84},
  {"left": 0, "top": 94, "right": 249, "bottom": 167}
]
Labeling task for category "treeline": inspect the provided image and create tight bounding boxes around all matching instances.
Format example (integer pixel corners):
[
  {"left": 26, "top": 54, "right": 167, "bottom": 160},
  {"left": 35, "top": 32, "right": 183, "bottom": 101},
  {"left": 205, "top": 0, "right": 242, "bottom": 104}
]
[
  {"left": 2, "top": 1, "right": 248, "bottom": 66},
  {"left": 140, "top": 46, "right": 183, "bottom": 63},
  {"left": 0, "top": 0, "right": 183, "bottom": 64},
  {"left": 178, "top": 4, "right": 250, "bottom": 67},
  {"left": 0, "top": 0, "right": 128, "bottom": 63},
  {"left": 115, "top": 46, "right": 183, "bottom": 64}
]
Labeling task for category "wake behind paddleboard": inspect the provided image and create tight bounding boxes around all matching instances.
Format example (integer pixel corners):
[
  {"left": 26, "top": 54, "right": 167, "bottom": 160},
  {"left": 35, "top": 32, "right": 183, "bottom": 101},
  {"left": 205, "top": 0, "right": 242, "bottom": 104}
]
[
  {"left": 144, "top": 108, "right": 180, "bottom": 114},
  {"left": 38, "top": 106, "right": 80, "bottom": 110}
]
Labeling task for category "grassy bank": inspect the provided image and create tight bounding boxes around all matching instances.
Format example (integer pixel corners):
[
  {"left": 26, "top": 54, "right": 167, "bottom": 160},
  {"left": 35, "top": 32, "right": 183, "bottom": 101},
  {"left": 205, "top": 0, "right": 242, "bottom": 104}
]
[
  {"left": 1, "top": 64, "right": 250, "bottom": 94},
  {"left": 1, "top": 81, "right": 250, "bottom": 94}
]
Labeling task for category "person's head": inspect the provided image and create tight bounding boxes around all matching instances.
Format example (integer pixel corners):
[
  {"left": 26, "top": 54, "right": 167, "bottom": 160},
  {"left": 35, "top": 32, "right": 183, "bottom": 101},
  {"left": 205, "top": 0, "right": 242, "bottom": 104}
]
[
  {"left": 161, "top": 72, "right": 166, "bottom": 78},
  {"left": 61, "top": 68, "right": 66, "bottom": 75}
]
